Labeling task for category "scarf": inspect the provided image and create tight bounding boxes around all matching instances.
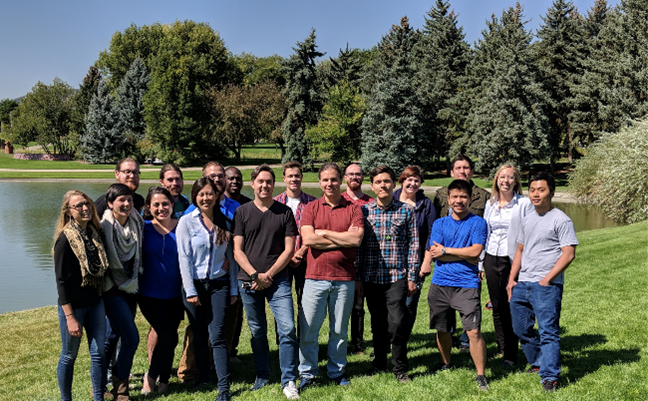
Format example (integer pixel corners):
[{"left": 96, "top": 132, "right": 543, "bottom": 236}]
[
  {"left": 62, "top": 220, "right": 109, "bottom": 293},
  {"left": 101, "top": 207, "right": 144, "bottom": 293}
]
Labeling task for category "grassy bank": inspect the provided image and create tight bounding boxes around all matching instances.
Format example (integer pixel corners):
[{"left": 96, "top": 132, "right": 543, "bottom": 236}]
[{"left": 1, "top": 221, "right": 645, "bottom": 400}]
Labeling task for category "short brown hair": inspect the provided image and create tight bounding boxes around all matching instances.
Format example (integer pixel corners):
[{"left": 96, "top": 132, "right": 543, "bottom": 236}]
[
  {"left": 202, "top": 161, "right": 224, "bottom": 174},
  {"left": 318, "top": 162, "right": 342, "bottom": 180},
  {"left": 282, "top": 161, "right": 302, "bottom": 176},
  {"left": 251, "top": 164, "right": 276, "bottom": 182},
  {"left": 398, "top": 165, "right": 424, "bottom": 184},
  {"left": 115, "top": 157, "right": 140, "bottom": 172},
  {"left": 159, "top": 163, "right": 183, "bottom": 180}
]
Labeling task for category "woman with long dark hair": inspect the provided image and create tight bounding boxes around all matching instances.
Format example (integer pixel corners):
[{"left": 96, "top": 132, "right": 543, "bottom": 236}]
[
  {"left": 54, "top": 190, "right": 109, "bottom": 401},
  {"left": 177, "top": 177, "right": 238, "bottom": 401}
]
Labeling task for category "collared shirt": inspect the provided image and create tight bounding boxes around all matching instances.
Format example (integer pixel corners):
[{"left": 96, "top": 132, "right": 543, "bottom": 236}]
[
  {"left": 274, "top": 190, "right": 317, "bottom": 252},
  {"left": 434, "top": 180, "right": 490, "bottom": 218},
  {"left": 485, "top": 195, "right": 517, "bottom": 257},
  {"left": 356, "top": 199, "right": 420, "bottom": 284},
  {"left": 172, "top": 194, "right": 191, "bottom": 220},
  {"left": 183, "top": 196, "right": 240, "bottom": 230},
  {"left": 342, "top": 191, "right": 373, "bottom": 206}
]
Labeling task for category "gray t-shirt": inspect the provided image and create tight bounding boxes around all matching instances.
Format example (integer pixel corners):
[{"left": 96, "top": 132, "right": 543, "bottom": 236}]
[{"left": 517, "top": 207, "right": 579, "bottom": 284}]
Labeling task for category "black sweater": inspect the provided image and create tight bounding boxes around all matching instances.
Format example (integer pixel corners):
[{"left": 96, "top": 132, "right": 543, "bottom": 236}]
[{"left": 54, "top": 232, "right": 102, "bottom": 309}]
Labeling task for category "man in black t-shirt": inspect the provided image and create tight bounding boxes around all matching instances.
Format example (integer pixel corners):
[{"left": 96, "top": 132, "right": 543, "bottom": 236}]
[{"left": 233, "top": 164, "right": 300, "bottom": 399}]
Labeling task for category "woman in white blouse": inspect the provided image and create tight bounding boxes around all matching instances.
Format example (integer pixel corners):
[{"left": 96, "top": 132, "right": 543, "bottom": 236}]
[{"left": 482, "top": 164, "right": 532, "bottom": 367}]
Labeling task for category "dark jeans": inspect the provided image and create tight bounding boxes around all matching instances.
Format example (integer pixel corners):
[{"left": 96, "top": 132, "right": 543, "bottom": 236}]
[
  {"left": 183, "top": 279, "right": 231, "bottom": 392},
  {"left": 225, "top": 296, "right": 244, "bottom": 357},
  {"left": 364, "top": 279, "right": 410, "bottom": 374},
  {"left": 138, "top": 295, "right": 184, "bottom": 382},
  {"left": 484, "top": 253, "right": 518, "bottom": 362},
  {"left": 350, "top": 291, "right": 365, "bottom": 351},
  {"left": 104, "top": 291, "right": 139, "bottom": 381}
]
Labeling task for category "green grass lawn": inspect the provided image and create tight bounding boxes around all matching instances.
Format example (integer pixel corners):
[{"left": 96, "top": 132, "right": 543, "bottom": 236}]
[{"left": 0, "top": 221, "right": 646, "bottom": 400}]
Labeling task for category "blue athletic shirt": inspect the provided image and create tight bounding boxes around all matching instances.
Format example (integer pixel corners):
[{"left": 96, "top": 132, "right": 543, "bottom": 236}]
[
  {"left": 429, "top": 213, "right": 487, "bottom": 289},
  {"left": 139, "top": 220, "right": 182, "bottom": 299}
]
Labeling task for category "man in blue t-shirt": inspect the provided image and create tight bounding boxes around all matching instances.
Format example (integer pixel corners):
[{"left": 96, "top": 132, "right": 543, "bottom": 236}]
[{"left": 421, "top": 179, "right": 489, "bottom": 391}]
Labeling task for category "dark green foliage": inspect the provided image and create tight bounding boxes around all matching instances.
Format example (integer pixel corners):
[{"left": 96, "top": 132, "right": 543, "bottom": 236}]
[
  {"left": 361, "top": 17, "right": 424, "bottom": 173},
  {"left": 114, "top": 58, "right": 149, "bottom": 157},
  {"left": 75, "top": 65, "right": 102, "bottom": 125},
  {"left": 0, "top": 98, "right": 19, "bottom": 131},
  {"left": 414, "top": 0, "right": 471, "bottom": 162},
  {"left": 319, "top": 44, "right": 366, "bottom": 90},
  {"left": 282, "top": 29, "right": 325, "bottom": 166},
  {"left": 461, "top": 4, "right": 551, "bottom": 176},
  {"left": 231, "top": 53, "right": 287, "bottom": 87},
  {"left": 80, "top": 80, "right": 121, "bottom": 163}
]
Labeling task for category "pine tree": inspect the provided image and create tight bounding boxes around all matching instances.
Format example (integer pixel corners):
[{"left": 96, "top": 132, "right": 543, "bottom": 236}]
[
  {"left": 361, "top": 17, "right": 423, "bottom": 173},
  {"left": 282, "top": 29, "right": 324, "bottom": 166},
  {"left": 461, "top": 4, "right": 551, "bottom": 176},
  {"left": 76, "top": 65, "right": 102, "bottom": 130},
  {"left": 114, "top": 58, "right": 149, "bottom": 157},
  {"left": 414, "top": 0, "right": 471, "bottom": 164},
  {"left": 81, "top": 80, "right": 121, "bottom": 163},
  {"left": 319, "top": 44, "right": 365, "bottom": 90}
]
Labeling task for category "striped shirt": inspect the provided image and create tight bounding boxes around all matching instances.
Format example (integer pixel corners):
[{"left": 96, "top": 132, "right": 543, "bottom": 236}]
[{"left": 356, "top": 199, "right": 420, "bottom": 284}]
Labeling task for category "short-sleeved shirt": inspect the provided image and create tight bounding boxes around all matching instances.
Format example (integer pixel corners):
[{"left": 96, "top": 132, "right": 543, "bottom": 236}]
[
  {"left": 342, "top": 192, "right": 373, "bottom": 207},
  {"left": 517, "top": 207, "right": 578, "bottom": 284},
  {"left": 430, "top": 213, "right": 487, "bottom": 289},
  {"left": 300, "top": 196, "right": 364, "bottom": 281},
  {"left": 234, "top": 201, "right": 298, "bottom": 280}
]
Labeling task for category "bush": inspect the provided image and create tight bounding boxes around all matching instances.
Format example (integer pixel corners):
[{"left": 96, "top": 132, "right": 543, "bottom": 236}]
[{"left": 569, "top": 118, "right": 648, "bottom": 223}]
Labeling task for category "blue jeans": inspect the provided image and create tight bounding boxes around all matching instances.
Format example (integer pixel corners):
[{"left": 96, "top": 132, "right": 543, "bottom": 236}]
[
  {"left": 239, "top": 277, "right": 298, "bottom": 387},
  {"left": 104, "top": 292, "right": 139, "bottom": 381},
  {"left": 183, "top": 280, "right": 230, "bottom": 392},
  {"left": 57, "top": 300, "right": 106, "bottom": 401},
  {"left": 299, "top": 280, "right": 354, "bottom": 380},
  {"left": 510, "top": 281, "right": 563, "bottom": 382}
]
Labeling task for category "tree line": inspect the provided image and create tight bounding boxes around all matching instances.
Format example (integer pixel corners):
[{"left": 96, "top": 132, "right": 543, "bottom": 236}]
[{"left": 0, "top": 0, "right": 645, "bottom": 176}]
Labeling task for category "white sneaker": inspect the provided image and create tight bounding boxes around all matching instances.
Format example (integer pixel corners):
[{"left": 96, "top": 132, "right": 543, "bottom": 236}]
[{"left": 282, "top": 380, "right": 300, "bottom": 399}]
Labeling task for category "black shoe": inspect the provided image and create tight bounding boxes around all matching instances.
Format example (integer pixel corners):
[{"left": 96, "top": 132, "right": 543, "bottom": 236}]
[
  {"left": 525, "top": 366, "right": 540, "bottom": 374},
  {"left": 216, "top": 390, "right": 231, "bottom": 401},
  {"left": 298, "top": 376, "right": 316, "bottom": 391},
  {"left": 542, "top": 380, "right": 558, "bottom": 392},
  {"left": 395, "top": 372, "right": 411, "bottom": 383},
  {"left": 365, "top": 366, "right": 388, "bottom": 376},
  {"left": 475, "top": 375, "right": 489, "bottom": 391},
  {"left": 431, "top": 363, "right": 454, "bottom": 374}
]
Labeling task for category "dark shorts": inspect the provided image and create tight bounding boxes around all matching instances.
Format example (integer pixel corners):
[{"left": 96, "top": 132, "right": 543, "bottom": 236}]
[{"left": 428, "top": 284, "right": 482, "bottom": 332}]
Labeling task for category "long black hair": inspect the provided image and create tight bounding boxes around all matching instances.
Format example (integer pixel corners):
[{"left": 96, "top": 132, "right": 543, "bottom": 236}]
[{"left": 190, "top": 177, "right": 231, "bottom": 244}]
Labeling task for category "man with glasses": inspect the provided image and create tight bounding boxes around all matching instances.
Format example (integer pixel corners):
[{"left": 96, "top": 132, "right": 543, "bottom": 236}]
[{"left": 95, "top": 157, "right": 144, "bottom": 217}]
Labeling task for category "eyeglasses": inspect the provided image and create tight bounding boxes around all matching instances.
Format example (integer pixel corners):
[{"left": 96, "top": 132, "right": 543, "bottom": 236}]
[
  {"left": 206, "top": 173, "right": 225, "bottom": 180},
  {"left": 68, "top": 202, "right": 91, "bottom": 211},
  {"left": 119, "top": 170, "right": 140, "bottom": 176},
  {"left": 345, "top": 173, "right": 363, "bottom": 177}
]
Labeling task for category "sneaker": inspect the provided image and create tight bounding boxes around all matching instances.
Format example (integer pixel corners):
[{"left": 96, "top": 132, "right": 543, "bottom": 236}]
[
  {"left": 331, "top": 376, "right": 350, "bottom": 386},
  {"left": 475, "top": 375, "right": 489, "bottom": 391},
  {"left": 525, "top": 366, "right": 540, "bottom": 374},
  {"left": 298, "top": 376, "right": 316, "bottom": 391},
  {"left": 395, "top": 372, "right": 411, "bottom": 383},
  {"left": 250, "top": 377, "right": 269, "bottom": 391},
  {"left": 431, "top": 362, "right": 454, "bottom": 374},
  {"left": 485, "top": 301, "right": 493, "bottom": 310},
  {"left": 282, "top": 381, "right": 300, "bottom": 399},
  {"left": 542, "top": 380, "right": 558, "bottom": 392},
  {"left": 459, "top": 345, "right": 471, "bottom": 353},
  {"left": 216, "top": 390, "right": 231, "bottom": 401}
]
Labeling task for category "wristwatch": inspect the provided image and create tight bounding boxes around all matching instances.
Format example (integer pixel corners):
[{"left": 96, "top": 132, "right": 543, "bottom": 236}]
[
  {"left": 250, "top": 271, "right": 259, "bottom": 281},
  {"left": 441, "top": 247, "right": 446, "bottom": 256}
]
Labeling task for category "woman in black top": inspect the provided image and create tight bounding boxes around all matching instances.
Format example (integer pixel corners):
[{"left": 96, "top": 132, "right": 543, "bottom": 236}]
[{"left": 54, "top": 190, "right": 109, "bottom": 401}]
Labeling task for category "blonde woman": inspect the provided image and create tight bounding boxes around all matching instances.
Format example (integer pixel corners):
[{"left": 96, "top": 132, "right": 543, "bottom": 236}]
[
  {"left": 53, "top": 190, "right": 109, "bottom": 401},
  {"left": 481, "top": 164, "right": 532, "bottom": 367}
]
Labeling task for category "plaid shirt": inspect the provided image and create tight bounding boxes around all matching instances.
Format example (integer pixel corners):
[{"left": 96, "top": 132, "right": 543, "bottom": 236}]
[
  {"left": 274, "top": 190, "right": 317, "bottom": 252},
  {"left": 356, "top": 199, "right": 420, "bottom": 284}
]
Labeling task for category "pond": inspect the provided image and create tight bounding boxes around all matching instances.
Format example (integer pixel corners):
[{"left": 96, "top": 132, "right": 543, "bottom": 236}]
[{"left": 0, "top": 181, "right": 621, "bottom": 315}]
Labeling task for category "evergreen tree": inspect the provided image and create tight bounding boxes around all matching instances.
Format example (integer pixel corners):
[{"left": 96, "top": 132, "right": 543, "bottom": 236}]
[
  {"left": 361, "top": 17, "right": 423, "bottom": 173},
  {"left": 461, "top": 4, "right": 551, "bottom": 176},
  {"left": 414, "top": 0, "right": 471, "bottom": 164},
  {"left": 319, "top": 44, "right": 365, "bottom": 90},
  {"left": 282, "top": 29, "right": 324, "bottom": 166},
  {"left": 81, "top": 80, "right": 121, "bottom": 163},
  {"left": 114, "top": 58, "right": 149, "bottom": 157},
  {"left": 534, "top": 0, "right": 587, "bottom": 164},
  {"left": 76, "top": 65, "right": 102, "bottom": 124}
]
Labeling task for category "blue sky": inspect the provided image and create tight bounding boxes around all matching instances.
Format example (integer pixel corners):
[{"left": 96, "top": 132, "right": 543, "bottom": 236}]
[{"left": 0, "top": 0, "right": 617, "bottom": 100}]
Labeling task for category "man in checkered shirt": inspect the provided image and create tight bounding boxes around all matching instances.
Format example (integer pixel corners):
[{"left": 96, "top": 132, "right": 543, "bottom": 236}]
[{"left": 355, "top": 165, "right": 420, "bottom": 383}]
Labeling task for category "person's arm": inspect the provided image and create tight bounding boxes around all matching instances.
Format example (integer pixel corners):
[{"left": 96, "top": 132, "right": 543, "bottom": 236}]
[
  {"left": 289, "top": 244, "right": 309, "bottom": 267},
  {"left": 540, "top": 245, "right": 576, "bottom": 285},
  {"left": 428, "top": 241, "right": 482, "bottom": 265},
  {"left": 506, "top": 243, "right": 524, "bottom": 301},
  {"left": 176, "top": 218, "right": 199, "bottom": 305},
  {"left": 226, "top": 241, "right": 239, "bottom": 300},
  {"left": 420, "top": 249, "right": 433, "bottom": 277},
  {"left": 54, "top": 236, "right": 82, "bottom": 337},
  {"left": 406, "top": 209, "right": 420, "bottom": 295},
  {"left": 61, "top": 303, "right": 82, "bottom": 337},
  {"left": 321, "top": 226, "right": 364, "bottom": 248},
  {"left": 301, "top": 225, "right": 338, "bottom": 249},
  {"left": 265, "top": 236, "right": 296, "bottom": 279}
]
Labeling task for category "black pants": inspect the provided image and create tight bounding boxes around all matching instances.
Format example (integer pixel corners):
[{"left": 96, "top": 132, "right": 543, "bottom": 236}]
[
  {"left": 365, "top": 279, "right": 410, "bottom": 374},
  {"left": 138, "top": 294, "right": 183, "bottom": 382},
  {"left": 275, "top": 262, "right": 306, "bottom": 345},
  {"left": 484, "top": 253, "right": 518, "bottom": 362},
  {"left": 350, "top": 291, "right": 365, "bottom": 351},
  {"left": 225, "top": 297, "right": 244, "bottom": 356}
]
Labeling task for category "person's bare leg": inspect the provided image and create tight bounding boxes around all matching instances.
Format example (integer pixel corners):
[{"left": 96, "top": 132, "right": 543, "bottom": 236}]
[
  {"left": 147, "top": 327, "right": 158, "bottom": 365},
  {"left": 436, "top": 331, "right": 453, "bottom": 365},
  {"left": 466, "top": 329, "right": 486, "bottom": 375}
]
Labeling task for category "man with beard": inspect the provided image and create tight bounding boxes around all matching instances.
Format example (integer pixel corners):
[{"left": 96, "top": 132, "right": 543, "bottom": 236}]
[
  {"left": 95, "top": 157, "right": 145, "bottom": 217},
  {"left": 159, "top": 163, "right": 190, "bottom": 219},
  {"left": 342, "top": 163, "right": 373, "bottom": 355}
]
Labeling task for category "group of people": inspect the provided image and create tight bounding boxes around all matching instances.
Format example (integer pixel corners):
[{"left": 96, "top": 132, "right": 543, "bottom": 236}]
[{"left": 53, "top": 154, "right": 578, "bottom": 401}]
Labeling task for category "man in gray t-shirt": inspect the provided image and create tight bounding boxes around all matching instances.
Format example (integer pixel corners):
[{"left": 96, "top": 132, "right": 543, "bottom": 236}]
[{"left": 506, "top": 172, "right": 578, "bottom": 393}]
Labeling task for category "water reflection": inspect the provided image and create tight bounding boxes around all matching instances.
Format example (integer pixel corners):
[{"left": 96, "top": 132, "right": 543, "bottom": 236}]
[{"left": 0, "top": 182, "right": 621, "bottom": 314}]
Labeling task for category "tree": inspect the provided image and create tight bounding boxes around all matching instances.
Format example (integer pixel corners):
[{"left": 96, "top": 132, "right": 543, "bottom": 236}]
[
  {"left": 306, "top": 80, "right": 366, "bottom": 164},
  {"left": 144, "top": 20, "right": 233, "bottom": 165},
  {"left": 0, "top": 98, "right": 19, "bottom": 132},
  {"left": 80, "top": 80, "right": 121, "bottom": 163},
  {"left": 361, "top": 17, "right": 424, "bottom": 173},
  {"left": 231, "top": 53, "right": 287, "bottom": 87},
  {"left": 460, "top": 4, "right": 551, "bottom": 176},
  {"left": 318, "top": 44, "right": 366, "bottom": 90},
  {"left": 208, "top": 81, "right": 285, "bottom": 161},
  {"left": 414, "top": 0, "right": 472, "bottom": 164},
  {"left": 75, "top": 65, "right": 102, "bottom": 124},
  {"left": 282, "top": 29, "right": 325, "bottom": 166},
  {"left": 114, "top": 58, "right": 150, "bottom": 157},
  {"left": 5, "top": 78, "right": 80, "bottom": 155}
]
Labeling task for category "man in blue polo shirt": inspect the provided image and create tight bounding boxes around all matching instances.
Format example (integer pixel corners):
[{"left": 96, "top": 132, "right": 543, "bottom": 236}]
[{"left": 421, "top": 179, "right": 489, "bottom": 391}]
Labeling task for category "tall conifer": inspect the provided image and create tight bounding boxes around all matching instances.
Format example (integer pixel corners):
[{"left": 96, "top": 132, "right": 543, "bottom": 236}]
[
  {"left": 114, "top": 58, "right": 150, "bottom": 157},
  {"left": 81, "top": 80, "right": 121, "bottom": 163}
]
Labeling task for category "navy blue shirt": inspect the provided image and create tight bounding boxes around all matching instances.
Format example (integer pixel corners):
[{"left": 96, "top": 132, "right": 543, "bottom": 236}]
[{"left": 140, "top": 221, "right": 182, "bottom": 299}]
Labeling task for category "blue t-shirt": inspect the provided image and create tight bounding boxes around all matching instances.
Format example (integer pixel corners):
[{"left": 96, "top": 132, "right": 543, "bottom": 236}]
[
  {"left": 430, "top": 213, "right": 487, "bottom": 289},
  {"left": 139, "top": 220, "right": 182, "bottom": 299}
]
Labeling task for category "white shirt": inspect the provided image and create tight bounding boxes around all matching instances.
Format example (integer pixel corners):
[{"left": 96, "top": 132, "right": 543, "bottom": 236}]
[
  {"left": 485, "top": 196, "right": 517, "bottom": 257},
  {"left": 286, "top": 196, "right": 301, "bottom": 216}
]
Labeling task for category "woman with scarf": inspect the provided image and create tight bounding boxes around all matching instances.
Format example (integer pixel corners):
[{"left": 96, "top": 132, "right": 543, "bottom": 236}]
[
  {"left": 177, "top": 177, "right": 238, "bottom": 401},
  {"left": 101, "top": 183, "right": 144, "bottom": 401},
  {"left": 138, "top": 187, "right": 183, "bottom": 394},
  {"left": 54, "top": 190, "right": 109, "bottom": 401}
]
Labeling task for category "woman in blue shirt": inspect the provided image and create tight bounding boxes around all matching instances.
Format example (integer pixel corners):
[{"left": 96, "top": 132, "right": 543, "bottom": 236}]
[
  {"left": 138, "top": 187, "right": 183, "bottom": 394},
  {"left": 177, "top": 177, "right": 238, "bottom": 401}
]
